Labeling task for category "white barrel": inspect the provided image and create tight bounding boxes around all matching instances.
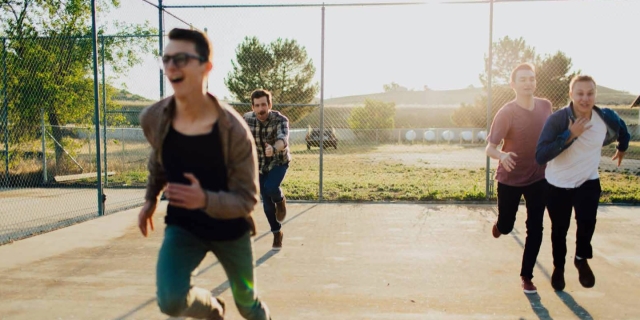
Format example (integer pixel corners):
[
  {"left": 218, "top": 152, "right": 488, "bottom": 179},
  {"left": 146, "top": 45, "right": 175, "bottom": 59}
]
[
  {"left": 442, "top": 130, "right": 454, "bottom": 141},
  {"left": 477, "top": 130, "right": 487, "bottom": 141},
  {"left": 405, "top": 130, "right": 416, "bottom": 141},
  {"left": 423, "top": 130, "right": 436, "bottom": 141}
]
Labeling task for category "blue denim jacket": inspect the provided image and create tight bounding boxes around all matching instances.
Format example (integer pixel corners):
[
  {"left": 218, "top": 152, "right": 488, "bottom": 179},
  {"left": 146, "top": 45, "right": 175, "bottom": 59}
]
[{"left": 535, "top": 102, "right": 630, "bottom": 165}]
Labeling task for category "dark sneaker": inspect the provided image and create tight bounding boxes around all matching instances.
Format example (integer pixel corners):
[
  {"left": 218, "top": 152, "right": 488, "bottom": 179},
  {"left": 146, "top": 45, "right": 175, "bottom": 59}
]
[
  {"left": 574, "top": 258, "right": 595, "bottom": 288},
  {"left": 272, "top": 231, "right": 283, "bottom": 251},
  {"left": 521, "top": 276, "right": 537, "bottom": 294},
  {"left": 492, "top": 223, "right": 501, "bottom": 238},
  {"left": 551, "top": 267, "right": 565, "bottom": 291},
  {"left": 275, "top": 197, "right": 287, "bottom": 223},
  {"left": 207, "top": 296, "right": 225, "bottom": 320}
]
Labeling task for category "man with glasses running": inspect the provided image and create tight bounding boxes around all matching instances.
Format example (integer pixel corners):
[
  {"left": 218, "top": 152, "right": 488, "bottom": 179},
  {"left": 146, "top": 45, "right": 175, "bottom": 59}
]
[{"left": 138, "top": 28, "right": 271, "bottom": 320}]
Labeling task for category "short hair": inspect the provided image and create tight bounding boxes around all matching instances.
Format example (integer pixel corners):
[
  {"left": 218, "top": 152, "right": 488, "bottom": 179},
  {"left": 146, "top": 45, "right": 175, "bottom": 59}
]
[
  {"left": 510, "top": 63, "right": 536, "bottom": 83},
  {"left": 570, "top": 75, "right": 596, "bottom": 92},
  {"left": 167, "top": 28, "right": 212, "bottom": 62},
  {"left": 250, "top": 89, "right": 272, "bottom": 106}
]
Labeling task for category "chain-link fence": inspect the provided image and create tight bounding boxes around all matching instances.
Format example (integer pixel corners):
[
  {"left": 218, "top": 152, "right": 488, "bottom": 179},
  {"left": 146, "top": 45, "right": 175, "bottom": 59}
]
[
  {"left": 2, "top": 0, "right": 639, "bottom": 245},
  {"left": 0, "top": 4, "right": 160, "bottom": 244},
  {"left": 160, "top": 1, "right": 638, "bottom": 203},
  {"left": 0, "top": 36, "right": 102, "bottom": 244}
]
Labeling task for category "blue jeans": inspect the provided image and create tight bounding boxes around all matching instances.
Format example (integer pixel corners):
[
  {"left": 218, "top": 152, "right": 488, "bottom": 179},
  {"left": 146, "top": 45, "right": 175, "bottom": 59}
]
[
  {"left": 259, "top": 163, "right": 288, "bottom": 233},
  {"left": 156, "top": 225, "right": 270, "bottom": 319}
]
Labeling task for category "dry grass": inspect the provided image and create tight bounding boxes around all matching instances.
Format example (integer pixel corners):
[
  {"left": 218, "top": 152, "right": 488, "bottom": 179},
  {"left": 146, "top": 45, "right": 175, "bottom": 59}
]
[{"left": 4, "top": 137, "right": 639, "bottom": 203}]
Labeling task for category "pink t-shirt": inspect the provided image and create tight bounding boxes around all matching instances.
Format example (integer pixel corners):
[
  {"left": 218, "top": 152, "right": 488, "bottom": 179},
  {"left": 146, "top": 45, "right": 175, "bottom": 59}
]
[{"left": 488, "top": 98, "right": 552, "bottom": 187}]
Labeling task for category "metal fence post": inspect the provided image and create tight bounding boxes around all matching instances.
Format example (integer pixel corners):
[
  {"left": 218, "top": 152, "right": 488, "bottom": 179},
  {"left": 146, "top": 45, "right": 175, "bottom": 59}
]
[
  {"left": 485, "top": 0, "right": 494, "bottom": 201},
  {"left": 91, "top": 0, "right": 104, "bottom": 216},
  {"left": 159, "top": 0, "right": 165, "bottom": 100},
  {"left": 319, "top": 5, "right": 325, "bottom": 202},
  {"left": 121, "top": 128, "right": 125, "bottom": 171},
  {"left": 101, "top": 35, "right": 108, "bottom": 186},
  {"left": 2, "top": 38, "right": 8, "bottom": 183},
  {"left": 41, "top": 108, "right": 47, "bottom": 183}
]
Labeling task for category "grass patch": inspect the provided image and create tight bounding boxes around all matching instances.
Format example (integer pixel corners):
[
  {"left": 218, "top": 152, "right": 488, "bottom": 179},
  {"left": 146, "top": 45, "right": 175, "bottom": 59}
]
[
  {"left": 5, "top": 139, "right": 639, "bottom": 203},
  {"left": 603, "top": 140, "right": 640, "bottom": 159},
  {"left": 88, "top": 152, "right": 640, "bottom": 203}
]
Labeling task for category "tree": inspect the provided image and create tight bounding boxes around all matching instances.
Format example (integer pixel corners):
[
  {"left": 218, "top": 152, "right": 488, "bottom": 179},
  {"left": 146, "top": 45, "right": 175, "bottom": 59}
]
[
  {"left": 1, "top": 0, "right": 156, "bottom": 175},
  {"left": 452, "top": 36, "right": 577, "bottom": 128},
  {"left": 383, "top": 82, "right": 408, "bottom": 92},
  {"left": 225, "top": 36, "right": 319, "bottom": 124},
  {"left": 535, "top": 51, "right": 577, "bottom": 109},
  {"left": 347, "top": 99, "right": 396, "bottom": 141},
  {"left": 479, "top": 36, "right": 536, "bottom": 87}
]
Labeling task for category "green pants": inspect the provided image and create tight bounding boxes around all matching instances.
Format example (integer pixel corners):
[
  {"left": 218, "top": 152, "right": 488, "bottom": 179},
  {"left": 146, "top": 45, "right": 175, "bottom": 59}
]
[{"left": 156, "top": 225, "right": 270, "bottom": 320}]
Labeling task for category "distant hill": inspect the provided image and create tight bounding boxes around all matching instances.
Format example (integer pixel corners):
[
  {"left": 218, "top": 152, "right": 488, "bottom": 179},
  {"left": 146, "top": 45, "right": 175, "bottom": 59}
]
[
  {"left": 593, "top": 85, "right": 638, "bottom": 106},
  {"left": 113, "top": 89, "right": 153, "bottom": 102},
  {"left": 324, "top": 87, "right": 481, "bottom": 107},
  {"left": 322, "top": 85, "right": 637, "bottom": 107}
]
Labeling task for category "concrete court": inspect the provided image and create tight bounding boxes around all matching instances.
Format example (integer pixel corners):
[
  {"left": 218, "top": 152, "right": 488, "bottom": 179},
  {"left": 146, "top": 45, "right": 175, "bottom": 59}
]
[{"left": 0, "top": 202, "right": 638, "bottom": 320}]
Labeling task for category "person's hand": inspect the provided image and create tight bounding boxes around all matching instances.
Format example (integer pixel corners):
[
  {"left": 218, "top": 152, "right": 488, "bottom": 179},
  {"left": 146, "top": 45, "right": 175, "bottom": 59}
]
[
  {"left": 164, "top": 173, "right": 207, "bottom": 210},
  {"left": 568, "top": 117, "right": 592, "bottom": 140},
  {"left": 138, "top": 200, "right": 157, "bottom": 237},
  {"left": 265, "top": 143, "right": 274, "bottom": 157},
  {"left": 499, "top": 152, "right": 518, "bottom": 172},
  {"left": 612, "top": 150, "right": 625, "bottom": 167}
]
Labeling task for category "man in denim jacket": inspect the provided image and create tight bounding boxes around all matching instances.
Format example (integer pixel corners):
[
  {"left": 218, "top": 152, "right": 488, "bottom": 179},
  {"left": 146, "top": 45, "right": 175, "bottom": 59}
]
[{"left": 536, "top": 75, "right": 630, "bottom": 292}]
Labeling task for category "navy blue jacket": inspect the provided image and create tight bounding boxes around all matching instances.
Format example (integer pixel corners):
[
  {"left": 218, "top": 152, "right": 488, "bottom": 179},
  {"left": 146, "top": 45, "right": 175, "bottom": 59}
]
[{"left": 535, "top": 102, "right": 630, "bottom": 165}]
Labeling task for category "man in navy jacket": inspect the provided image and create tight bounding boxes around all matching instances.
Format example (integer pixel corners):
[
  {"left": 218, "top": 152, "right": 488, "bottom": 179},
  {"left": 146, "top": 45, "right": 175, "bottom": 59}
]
[{"left": 536, "top": 75, "right": 630, "bottom": 292}]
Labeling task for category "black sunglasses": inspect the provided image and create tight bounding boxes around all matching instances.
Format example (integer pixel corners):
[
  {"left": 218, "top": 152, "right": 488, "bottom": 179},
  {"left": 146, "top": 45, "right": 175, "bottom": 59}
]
[{"left": 159, "top": 53, "right": 206, "bottom": 69}]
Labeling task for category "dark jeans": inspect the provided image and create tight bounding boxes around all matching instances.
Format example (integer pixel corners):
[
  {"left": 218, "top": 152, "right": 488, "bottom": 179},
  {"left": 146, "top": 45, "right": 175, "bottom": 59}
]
[
  {"left": 547, "top": 178, "right": 601, "bottom": 269},
  {"left": 496, "top": 179, "right": 547, "bottom": 279},
  {"left": 259, "top": 163, "right": 288, "bottom": 233},
  {"left": 156, "top": 225, "right": 270, "bottom": 319}
]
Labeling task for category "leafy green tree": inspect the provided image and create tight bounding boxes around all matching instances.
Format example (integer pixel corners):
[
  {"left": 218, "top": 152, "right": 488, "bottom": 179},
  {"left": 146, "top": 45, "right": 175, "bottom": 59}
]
[
  {"left": 348, "top": 99, "right": 396, "bottom": 140},
  {"left": 1, "top": 0, "right": 156, "bottom": 173},
  {"left": 452, "top": 36, "right": 577, "bottom": 128},
  {"left": 225, "top": 36, "right": 318, "bottom": 124},
  {"left": 535, "top": 51, "right": 577, "bottom": 109},
  {"left": 383, "top": 82, "right": 408, "bottom": 92}
]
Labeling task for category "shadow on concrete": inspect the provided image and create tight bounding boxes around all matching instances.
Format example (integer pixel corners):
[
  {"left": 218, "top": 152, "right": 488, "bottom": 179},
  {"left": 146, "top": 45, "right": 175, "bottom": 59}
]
[
  {"left": 490, "top": 207, "right": 595, "bottom": 320},
  {"left": 114, "top": 204, "right": 317, "bottom": 320},
  {"left": 524, "top": 293, "right": 553, "bottom": 320}
]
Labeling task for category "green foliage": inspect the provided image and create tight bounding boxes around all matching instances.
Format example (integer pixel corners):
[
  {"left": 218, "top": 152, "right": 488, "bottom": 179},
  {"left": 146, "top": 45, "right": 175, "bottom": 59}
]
[
  {"left": 452, "top": 36, "right": 578, "bottom": 127},
  {"left": 451, "top": 86, "right": 514, "bottom": 128},
  {"left": 534, "top": 51, "right": 577, "bottom": 109},
  {"left": 347, "top": 99, "right": 396, "bottom": 139},
  {"left": 479, "top": 36, "right": 536, "bottom": 87},
  {"left": 0, "top": 0, "right": 156, "bottom": 173},
  {"left": 225, "top": 36, "right": 319, "bottom": 123},
  {"left": 383, "top": 82, "right": 408, "bottom": 92}
]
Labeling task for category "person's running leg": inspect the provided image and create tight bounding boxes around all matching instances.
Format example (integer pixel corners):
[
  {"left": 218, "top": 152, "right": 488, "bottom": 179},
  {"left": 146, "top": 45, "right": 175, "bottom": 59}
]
[
  {"left": 156, "top": 225, "right": 223, "bottom": 318},
  {"left": 210, "top": 232, "right": 271, "bottom": 320}
]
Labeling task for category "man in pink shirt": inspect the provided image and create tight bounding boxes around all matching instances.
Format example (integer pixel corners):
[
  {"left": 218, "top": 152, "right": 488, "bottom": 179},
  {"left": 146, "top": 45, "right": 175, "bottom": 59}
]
[{"left": 486, "top": 63, "right": 552, "bottom": 294}]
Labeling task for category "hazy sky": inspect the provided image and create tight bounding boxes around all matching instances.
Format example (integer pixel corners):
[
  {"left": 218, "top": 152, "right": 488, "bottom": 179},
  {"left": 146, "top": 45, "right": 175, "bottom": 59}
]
[{"left": 105, "top": 0, "right": 639, "bottom": 101}]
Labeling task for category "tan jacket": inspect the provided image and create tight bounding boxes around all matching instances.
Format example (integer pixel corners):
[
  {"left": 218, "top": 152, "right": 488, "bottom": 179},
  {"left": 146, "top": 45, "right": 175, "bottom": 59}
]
[{"left": 139, "top": 93, "right": 258, "bottom": 235}]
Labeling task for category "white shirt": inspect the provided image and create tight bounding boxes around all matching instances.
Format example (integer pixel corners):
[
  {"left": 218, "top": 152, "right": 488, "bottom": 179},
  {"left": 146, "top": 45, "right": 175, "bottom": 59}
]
[{"left": 546, "top": 109, "right": 606, "bottom": 188}]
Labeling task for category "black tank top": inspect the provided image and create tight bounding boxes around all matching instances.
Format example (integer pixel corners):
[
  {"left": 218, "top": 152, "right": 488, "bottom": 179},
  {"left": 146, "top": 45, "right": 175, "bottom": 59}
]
[{"left": 162, "top": 122, "right": 249, "bottom": 241}]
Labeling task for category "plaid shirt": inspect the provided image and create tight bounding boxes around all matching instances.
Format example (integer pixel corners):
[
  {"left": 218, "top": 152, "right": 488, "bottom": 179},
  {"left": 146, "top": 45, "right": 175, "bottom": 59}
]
[{"left": 243, "top": 110, "right": 291, "bottom": 174}]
